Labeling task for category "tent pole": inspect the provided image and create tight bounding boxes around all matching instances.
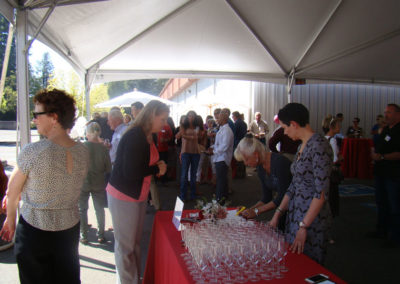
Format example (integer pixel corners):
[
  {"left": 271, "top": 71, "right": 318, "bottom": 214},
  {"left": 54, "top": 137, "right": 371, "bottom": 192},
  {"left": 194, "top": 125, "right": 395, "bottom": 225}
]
[
  {"left": 84, "top": 71, "right": 91, "bottom": 121},
  {"left": 287, "top": 69, "right": 295, "bottom": 103},
  {"left": 24, "top": 2, "right": 57, "bottom": 53},
  {"left": 16, "top": 9, "right": 31, "bottom": 148}
]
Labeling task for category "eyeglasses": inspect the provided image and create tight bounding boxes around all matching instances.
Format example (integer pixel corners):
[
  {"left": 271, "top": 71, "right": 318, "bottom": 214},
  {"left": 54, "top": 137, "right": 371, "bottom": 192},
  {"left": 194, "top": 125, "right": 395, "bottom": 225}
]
[{"left": 32, "top": 111, "right": 49, "bottom": 119}]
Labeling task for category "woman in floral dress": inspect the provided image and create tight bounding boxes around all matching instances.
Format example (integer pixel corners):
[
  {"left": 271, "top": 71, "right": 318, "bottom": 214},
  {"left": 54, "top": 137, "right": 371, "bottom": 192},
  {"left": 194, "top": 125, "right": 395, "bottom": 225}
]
[{"left": 270, "top": 103, "right": 333, "bottom": 264}]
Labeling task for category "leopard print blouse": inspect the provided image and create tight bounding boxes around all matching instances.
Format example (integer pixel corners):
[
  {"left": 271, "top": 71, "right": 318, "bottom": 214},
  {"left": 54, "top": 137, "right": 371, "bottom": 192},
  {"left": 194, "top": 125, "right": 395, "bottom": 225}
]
[{"left": 17, "top": 139, "right": 89, "bottom": 231}]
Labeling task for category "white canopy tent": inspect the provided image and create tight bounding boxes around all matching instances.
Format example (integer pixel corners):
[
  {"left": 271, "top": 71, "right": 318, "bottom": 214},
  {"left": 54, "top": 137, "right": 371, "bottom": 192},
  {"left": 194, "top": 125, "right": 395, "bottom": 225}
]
[
  {"left": 94, "top": 90, "right": 177, "bottom": 108},
  {"left": 0, "top": 0, "right": 399, "bottom": 147}
]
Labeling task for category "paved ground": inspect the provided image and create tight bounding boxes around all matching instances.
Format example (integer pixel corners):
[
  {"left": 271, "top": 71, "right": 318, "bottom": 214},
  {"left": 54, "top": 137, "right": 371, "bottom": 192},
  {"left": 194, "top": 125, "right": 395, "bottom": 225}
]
[{"left": 0, "top": 130, "right": 399, "bottom": 283}]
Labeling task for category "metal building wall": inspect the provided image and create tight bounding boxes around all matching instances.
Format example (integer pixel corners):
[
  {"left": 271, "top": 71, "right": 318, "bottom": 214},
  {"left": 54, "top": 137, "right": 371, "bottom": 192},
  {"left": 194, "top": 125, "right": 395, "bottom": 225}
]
[{"left": 253, "top": 82, "right": 400, "bottom": 138}]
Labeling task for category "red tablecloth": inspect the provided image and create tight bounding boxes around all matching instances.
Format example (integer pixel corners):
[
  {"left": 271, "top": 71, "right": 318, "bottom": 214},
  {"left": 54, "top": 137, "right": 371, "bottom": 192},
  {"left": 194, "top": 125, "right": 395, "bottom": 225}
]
[
  {"left": 143, "top": 211, "right": 346, "bottom": 284},
  {"left": 340, "top": 138, "right": 374, "bottom": 179}
]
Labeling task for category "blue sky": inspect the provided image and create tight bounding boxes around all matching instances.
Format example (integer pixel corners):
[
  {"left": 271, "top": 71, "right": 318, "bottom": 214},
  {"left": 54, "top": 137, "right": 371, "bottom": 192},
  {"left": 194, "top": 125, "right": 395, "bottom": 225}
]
[{"left": 29, "top": 40, "right": 72, "bottom": 71}]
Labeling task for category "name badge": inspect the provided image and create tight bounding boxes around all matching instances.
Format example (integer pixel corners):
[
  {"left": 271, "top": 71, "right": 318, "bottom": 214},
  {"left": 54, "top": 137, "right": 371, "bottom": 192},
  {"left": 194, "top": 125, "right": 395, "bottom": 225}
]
[{"left": 385, "top": 135, "right": 391, "bottom": 142}]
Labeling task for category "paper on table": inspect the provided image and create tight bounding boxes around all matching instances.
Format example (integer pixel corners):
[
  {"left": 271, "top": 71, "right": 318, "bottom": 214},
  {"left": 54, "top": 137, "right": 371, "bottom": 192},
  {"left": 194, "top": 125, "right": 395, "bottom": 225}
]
[
  {"left": 172, "top": 197, "right": 184, "bottom": 231},
  {"left": 226, "top": 209, "right": 242, "bottom": 221}
]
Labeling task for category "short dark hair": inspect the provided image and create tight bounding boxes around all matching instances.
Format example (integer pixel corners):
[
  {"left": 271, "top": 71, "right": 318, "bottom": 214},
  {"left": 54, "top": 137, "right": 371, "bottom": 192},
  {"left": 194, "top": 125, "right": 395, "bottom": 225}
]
[
  {"left": 214, "top": 108, "right": 221, "bottom": 115},
  {"left": 33, "top": 89, "right": 76, "bottom": 130},
  {"left": 387, "top": 103, "right": 400, "bottom": 112},
  {"left": 336, "top": 113, "right": 343, "bottom": 118},
  {"left": 353, "top": 117, "right": 360, "bottom": 123},
  {"left": 232, "top": 111, "right": 240, "bottom": 118},
  {"left": 222, "top": 108, "right": 231, "bottom": 116},
  {"left": 278, "top": 103, "right": 309, "bottom": 127},
  {"left": 131, "top": 101, "right": 144, "bottom": 109}
]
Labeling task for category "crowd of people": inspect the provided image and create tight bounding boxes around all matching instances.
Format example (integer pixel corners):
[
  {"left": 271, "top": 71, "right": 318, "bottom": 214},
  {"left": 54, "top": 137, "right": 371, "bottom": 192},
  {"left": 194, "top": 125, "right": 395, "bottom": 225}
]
[{"left": 0, "top": 87, "right": 399, "bottom": 283}]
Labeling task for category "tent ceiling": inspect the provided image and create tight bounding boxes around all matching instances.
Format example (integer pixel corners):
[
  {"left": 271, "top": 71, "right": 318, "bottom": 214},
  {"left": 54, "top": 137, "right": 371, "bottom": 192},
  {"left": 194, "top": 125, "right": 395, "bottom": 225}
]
[{"left": 2, "top": 0, "right": 400, "bottom": 85}]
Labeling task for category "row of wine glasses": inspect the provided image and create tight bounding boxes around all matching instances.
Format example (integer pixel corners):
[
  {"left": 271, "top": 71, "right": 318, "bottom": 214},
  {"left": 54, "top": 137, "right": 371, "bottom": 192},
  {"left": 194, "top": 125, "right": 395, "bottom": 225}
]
[{"left": 181, "top": 218, "right": 289, "bottom": 283}]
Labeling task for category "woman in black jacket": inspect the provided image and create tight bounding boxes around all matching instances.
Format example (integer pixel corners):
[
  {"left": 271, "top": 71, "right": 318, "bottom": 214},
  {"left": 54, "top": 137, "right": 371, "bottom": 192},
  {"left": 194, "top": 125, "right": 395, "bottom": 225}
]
[{"left": 106, "top": 100, "right": 168, "bottom": 284}]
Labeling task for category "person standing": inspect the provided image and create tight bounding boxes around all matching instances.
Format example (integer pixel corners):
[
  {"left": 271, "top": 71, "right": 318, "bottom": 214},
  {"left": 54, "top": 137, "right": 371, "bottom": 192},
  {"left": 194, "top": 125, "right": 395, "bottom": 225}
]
[
  {"left": 176, "top": 111, "right": 201, "bottom": 201},
  {"left": 249, "top": 111, "right": 269, "bottom": 145},
  {"left": 232, "top": 111, "right": 248, "bottom": 179},
  {"left": 0, "top": 89, "right": 89, "bottom": 284},
  {"left": 157, "top": 123, "right": 173, "bottom": 185},
  {"left": 371, "top": 114, "right": 385, "bottom": 146},
  {"left": 269, "top": 103, "right": 333, "bottom": 264},
  {"left": 232, "top": 111, "right": 247, "bottom": 149},
  {"left": 108, "top": 109, "right": 127, "bottom": 165},
  {"left": 346, "top": 117, "right": 364, "bottom": 138},
  {"left": 370, "top": 103, "right": 400, "bottom": 247},
  {"left": 208, "top": 109, "right": 234, "bottom": 203},
  {"left": 131, "top": 101, "right": 144, "bottom": 121},
  {"left": 79, "top": 122, "right": 112, "bottom": 245},
  {"left": 106, "top": 100, "right": 168, "bottom": 284}
]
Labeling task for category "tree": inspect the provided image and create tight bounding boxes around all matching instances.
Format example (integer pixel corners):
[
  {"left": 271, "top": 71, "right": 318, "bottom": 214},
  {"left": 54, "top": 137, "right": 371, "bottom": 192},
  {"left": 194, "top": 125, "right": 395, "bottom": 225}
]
[
  {"left": 0, "top": 74, "right": 17, "bottom": 120},
  {"left": 35, "top": 52, "right": 54, "bottom": 89},
  {"left": 48, "top": 69, "right": 109, "bottom": 117},
  {"left": 0, "top": 14, "right": 16, "bottom": 77},
  {"left": 107, "top": 79, "right": 168, "bottom": 98}
]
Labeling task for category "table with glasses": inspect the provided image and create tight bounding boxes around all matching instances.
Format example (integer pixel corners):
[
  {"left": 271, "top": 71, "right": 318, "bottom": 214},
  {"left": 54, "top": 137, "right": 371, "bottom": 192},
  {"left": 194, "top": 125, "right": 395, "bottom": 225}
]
[
  {"left": 340, "top": 138, "right": 374, "bottom": 179},
  {"left": 143, "top": 210, "right": 346, "bottom": 284}
]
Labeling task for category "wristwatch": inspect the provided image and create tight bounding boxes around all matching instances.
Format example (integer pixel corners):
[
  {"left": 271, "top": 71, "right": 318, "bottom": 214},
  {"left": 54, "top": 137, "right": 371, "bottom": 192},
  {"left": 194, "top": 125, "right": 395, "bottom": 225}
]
[
  {"left": 254, "top": 208, "right": 259, "bottom": 216},
  {"left": 299, "top": 221, "right": 308, "bottom": 229},
  {"left": 381, "top": 154, "right": 385, "bottom": 160}
]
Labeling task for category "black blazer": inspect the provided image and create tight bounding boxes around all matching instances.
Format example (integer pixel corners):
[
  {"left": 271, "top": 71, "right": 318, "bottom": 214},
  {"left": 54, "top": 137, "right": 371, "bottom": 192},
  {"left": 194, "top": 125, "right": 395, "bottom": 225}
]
[{"left": 109, "top": 126, "right": 159, "bottom": 199}]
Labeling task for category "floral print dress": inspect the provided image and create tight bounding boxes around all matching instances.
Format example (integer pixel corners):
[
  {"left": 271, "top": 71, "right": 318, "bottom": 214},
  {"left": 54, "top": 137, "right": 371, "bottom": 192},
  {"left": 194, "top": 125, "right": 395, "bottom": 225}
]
[{"left": 285, "top": 133, "right": 333, "bottom": 264}]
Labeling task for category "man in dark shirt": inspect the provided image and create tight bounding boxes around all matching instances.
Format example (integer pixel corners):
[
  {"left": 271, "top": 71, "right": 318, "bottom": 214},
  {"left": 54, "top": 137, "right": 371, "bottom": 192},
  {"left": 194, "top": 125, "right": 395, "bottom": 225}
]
[
  {"left": 371, "top": 103, "right": 400, "bottom": 247},
  {"left": 232, "top": 111, "right": 247, "bottom": 150}
]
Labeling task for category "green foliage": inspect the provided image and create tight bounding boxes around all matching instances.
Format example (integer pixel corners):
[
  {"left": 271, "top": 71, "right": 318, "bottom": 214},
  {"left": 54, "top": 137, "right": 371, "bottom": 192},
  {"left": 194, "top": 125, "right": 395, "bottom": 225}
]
[
  {"left": 0, "top": 14, "right": 16, "bottom": 77},
  {"left": 49, "top": 70, "right": 110, "bottom": 117},
  {"left": 0, "top": 74, "right": 17, "bottom": 120},
  {"left": 107, "top": 79, "right": 168, "bottom": 98},
  {"left": 32, "top": 52, "right": 54, "bottom": 90}
]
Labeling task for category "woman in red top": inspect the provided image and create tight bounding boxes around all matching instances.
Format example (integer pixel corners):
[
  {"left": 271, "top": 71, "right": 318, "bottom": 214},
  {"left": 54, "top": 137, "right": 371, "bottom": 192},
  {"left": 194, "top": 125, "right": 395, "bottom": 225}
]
[{"left": 106, "top": 100, "right": 168, "bottom": 284}]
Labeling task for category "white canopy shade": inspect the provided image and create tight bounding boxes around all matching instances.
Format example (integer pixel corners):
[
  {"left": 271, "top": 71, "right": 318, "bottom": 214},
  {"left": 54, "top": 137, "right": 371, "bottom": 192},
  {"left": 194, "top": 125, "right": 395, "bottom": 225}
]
[
  {"left": 1, "top": 0, "right": 399, "bottom": 85},
  {"left": 94, "top": 90, "right": 177, "bottom": 108}
]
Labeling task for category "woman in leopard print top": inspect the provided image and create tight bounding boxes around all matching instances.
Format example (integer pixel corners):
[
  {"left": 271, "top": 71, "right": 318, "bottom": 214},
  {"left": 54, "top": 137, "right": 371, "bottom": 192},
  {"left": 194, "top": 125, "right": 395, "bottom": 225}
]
[{"left": 0, "top": 89, "right": 89, "bottom": 284}]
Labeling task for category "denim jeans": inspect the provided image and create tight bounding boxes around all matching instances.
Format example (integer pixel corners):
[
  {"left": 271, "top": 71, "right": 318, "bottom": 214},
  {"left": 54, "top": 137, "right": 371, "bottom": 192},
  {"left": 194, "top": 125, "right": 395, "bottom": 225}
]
[
  {"left": 180, "top": 153, "right": 200, "bottom": 200},
  {"left": 215, "top": 161, "right": 228, "bottom": 202},
  {"left": 375, "top": 176, "right": 400, "bottom": 243}
]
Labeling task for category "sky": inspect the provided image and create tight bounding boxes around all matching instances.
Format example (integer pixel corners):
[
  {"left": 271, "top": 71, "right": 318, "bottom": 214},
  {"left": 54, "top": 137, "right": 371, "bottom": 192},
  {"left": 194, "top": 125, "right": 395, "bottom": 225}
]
[{"left": 29, "top": 40, "right": 73, "bottom": 72}]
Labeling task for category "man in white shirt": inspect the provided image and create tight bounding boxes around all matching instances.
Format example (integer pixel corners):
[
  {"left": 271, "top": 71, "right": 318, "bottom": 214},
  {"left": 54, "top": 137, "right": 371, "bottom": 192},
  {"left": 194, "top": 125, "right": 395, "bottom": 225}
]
[
  {"left": 108, "top": 108, "right": 127, "bottom": 164},
  {"left": 249, "top": 112, "right": 269, "bottom": 145},
  {"left": 208, "top": 109, "right": 234, "bottom": 203}
]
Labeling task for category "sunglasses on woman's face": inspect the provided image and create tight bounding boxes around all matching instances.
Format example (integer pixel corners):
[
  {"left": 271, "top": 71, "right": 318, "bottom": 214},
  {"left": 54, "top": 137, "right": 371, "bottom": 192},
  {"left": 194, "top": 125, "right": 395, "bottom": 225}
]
[{"left": 32, "top": 111, "right": 49, "bottom": 119}]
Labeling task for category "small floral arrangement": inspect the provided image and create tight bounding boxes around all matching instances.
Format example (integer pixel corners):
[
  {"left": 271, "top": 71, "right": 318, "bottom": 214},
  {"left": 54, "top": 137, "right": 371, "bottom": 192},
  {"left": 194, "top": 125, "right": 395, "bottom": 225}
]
[{"left": 195, "top": 196, "right": 229, "bottom": 220}]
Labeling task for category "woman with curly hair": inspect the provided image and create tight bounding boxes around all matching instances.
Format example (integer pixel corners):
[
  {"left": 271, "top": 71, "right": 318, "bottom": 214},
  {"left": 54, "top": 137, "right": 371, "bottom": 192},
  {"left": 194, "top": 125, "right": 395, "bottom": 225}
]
[{"left": 0, "top": 89, "right": 89, "bottom": 283}]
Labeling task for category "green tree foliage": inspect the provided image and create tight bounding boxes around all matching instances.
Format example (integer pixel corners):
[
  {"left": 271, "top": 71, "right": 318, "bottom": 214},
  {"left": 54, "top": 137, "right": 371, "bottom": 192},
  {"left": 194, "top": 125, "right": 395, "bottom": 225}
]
[
  {"left": 0, "top": 14, "right": 16, "bottom": 120},
  {"left": 0, "top": 74, "right": 17, "bottom": 120},
  {"left": 0, "top": 14, "right": 16, "bottom": 76},
  {"left": 89, "top": 84, "right": 109, "bottom": 115},
  {"left": 107, "top": 79, "right": 168, "bottom": 98},
  {"left": 35, "top": 52, "right": 54, "bottom": 89},
  {"left": 49, "top": 69, "right": 109, "bottom": 117}
]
